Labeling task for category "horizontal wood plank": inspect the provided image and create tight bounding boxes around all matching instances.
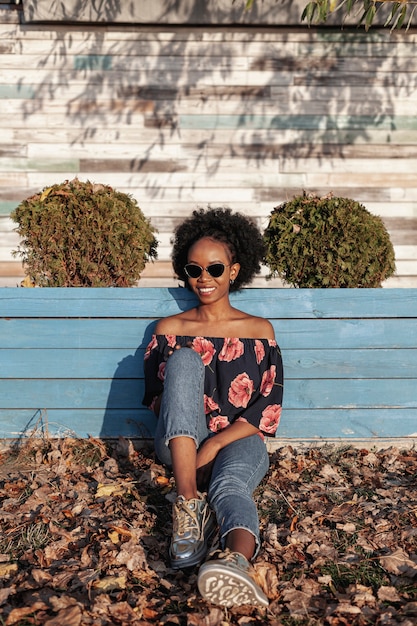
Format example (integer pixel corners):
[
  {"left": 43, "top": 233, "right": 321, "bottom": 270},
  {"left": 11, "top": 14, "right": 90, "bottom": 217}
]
[
  {"left": 277, "top": 409, "right": 417, "bottom": 439},
  {"left": 3, "top": 347, "right": 417, "bottom": 380},
  {"left": 1, "top": 317, "right": 417, "bottom": 349},
  {"left": 1, "top": 377, "right": 415, "bottom": 409},
  {"left": 2, "top": 287, "right": 417, "bottom": 319},
  {"left": 0, "top": 407, "right": 415, "bottom": 440}
]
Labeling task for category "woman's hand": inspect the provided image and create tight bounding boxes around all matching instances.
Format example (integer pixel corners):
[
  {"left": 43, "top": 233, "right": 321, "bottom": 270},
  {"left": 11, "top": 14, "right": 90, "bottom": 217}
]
[
  {"left": 196, "top": 437, "right": 221, "bottom": 491},
  {"left": 195, "top": 421, "right": 260, "bottom": 490}
]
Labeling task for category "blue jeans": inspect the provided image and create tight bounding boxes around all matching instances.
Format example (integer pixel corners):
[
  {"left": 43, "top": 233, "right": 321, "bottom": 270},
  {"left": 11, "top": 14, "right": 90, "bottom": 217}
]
[{"left": 154, "top": 347, "right": 269, "bottom": 555}]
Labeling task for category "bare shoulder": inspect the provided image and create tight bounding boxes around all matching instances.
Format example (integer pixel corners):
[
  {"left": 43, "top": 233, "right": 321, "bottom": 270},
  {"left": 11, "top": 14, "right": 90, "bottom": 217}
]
[
  {"left": 154, "top": 316, "right": 179, "bottom": 335},
  {"left": 245, "top": 315, "right": 275, "bottom": 340},
  {"left": 154, "top": 311, "right": 193, "bottom": 335}
]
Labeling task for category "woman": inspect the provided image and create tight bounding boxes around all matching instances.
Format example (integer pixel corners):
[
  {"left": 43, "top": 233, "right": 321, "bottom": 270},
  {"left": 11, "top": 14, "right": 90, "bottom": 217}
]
[{"left": 143, "top": 207, "right": 283, "bottom": 608}]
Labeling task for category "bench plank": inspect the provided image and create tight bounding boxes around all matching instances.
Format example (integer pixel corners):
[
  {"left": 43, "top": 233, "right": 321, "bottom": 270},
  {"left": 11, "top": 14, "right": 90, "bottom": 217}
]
[
  {"left": 2, "top": 407, "right": 415, "bottom": 441},
  {"left": 2, "top": 287, "right": 417, "bottom": 318},
  {"left": 2, "top": 348, "right": 417, "bottom": 379},
  {"left": 0, "top": 378, "right": 415, "bottom": 410},
  {"left": 1, "top": 318, "right": 417, "bottom": 349}
]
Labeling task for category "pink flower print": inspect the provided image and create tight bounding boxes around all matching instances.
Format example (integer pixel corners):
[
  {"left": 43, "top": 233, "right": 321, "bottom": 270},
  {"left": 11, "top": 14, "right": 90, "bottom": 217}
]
[
  {"left": 260, "top": 365, "right": 276, "bottom": 397},
  {"left": 254, "top": 340, "right": 265, "bottom": 365},
  {"left": 165, "top": 334, "right": 177, "bottom": 348},
  {"left": 228, "top": 372, "right": 254, "bottom": 408},
  {"left": 219, "top": 338, "right": 244, "bottom": 362},
  {"left": 157, "top": 362, "right": 166, "bottom": 381},
  {"left": 144, "top": 334, "right": 158, "bottom": 360},
  {"left": 204, "top": 394, "right": 220, "bottom": 414},
  {"left": 192, "top": 337, "right": 216, "bottom": 366},
  {"left": 209, "top": 415, "right": 230, "bottom": 433},
  {"left": 268, "top": 339, "right": 277, "bottom": 347},
  {"left": 259, "top": 404, "right": 282, "bottom": 434}
]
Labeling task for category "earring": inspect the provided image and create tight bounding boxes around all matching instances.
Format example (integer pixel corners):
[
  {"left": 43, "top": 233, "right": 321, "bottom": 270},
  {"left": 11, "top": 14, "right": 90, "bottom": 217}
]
[{"left": 230, "top": 279, "right": 234, "bottom": 285}]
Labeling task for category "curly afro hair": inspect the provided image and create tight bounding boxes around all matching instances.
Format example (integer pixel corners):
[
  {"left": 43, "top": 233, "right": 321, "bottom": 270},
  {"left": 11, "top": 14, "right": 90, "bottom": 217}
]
[{"left": 171, "top": 207, "right": 265, "bottom": 292}]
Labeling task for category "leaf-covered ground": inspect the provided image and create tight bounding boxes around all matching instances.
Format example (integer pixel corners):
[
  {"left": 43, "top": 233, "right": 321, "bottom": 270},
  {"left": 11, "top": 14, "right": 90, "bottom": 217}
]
[{"left": 0, "top": 437, "right": 416, "bottom": 625}]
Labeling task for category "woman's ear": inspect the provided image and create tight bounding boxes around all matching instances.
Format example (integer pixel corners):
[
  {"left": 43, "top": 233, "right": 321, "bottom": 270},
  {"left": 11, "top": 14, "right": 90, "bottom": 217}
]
[{"left": 230, "top": 263, "right": 240, "bottom": 281}]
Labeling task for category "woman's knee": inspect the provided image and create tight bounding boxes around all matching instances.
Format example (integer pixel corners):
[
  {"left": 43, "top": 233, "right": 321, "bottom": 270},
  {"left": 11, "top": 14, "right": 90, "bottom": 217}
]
[{"left": 165, "top": 346, "right": 204, "bottom": 377}]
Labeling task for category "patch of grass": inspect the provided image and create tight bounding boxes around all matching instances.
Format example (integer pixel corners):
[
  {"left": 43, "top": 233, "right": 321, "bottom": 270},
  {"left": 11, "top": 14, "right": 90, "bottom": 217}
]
[
  {"left": 326, "top": 490, "right": 346, "bottom": 505},
  {"left": 257, "top": 494, "right": 288, "bottom": 523},
  {"left": 0, "top": 521, "right": 51, "bottom": 559},
  {"left": 396, "top": 581, "right": 417, "bottom": 600},
  {"left": 281, "top": 617, "right": 321, "bottom": 626},
  {"left": 3, "top": 440, "right": 52, "bottom": 468},
  {"left": 63, "top": 437, "right": 108, "bottom": 467},
  {"left": 299, "top": 467, "right": 321, "bottom": 483},
  {"left": 321, "top": 557, "right": 389, "bottom": 592},
  {"left": 163, "top": 600, "right": 190, "bottom": 614},
  {"left": 330, "top": 528, "right": 360, "bottom": 553},
  {"left": 353, "top": 485, "right": 377, "bottom": 500}
]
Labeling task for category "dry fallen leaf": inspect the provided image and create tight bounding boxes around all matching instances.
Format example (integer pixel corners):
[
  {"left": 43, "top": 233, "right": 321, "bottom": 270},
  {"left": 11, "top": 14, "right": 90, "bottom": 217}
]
[
  {"left": 379, "top": 548, "right": 417, "bottom": 577},
  {"left": 155, "top": 475, "right": 170, "bottom": 486},
  {"left": 0, "top": 563, "right": 18, "bottom": 578},
  {"left": 378, "top": 585, "right": 402, "bottom": 603},
  {"left": 5, "top": 602, "right": 49, "bottom": 625},
  {"left": 95, "top": 482, "right": 131, "bottom": 498},
  {"left": 43, "top": 605, "right": 82, "bottom": 626},
  {"left": 92, "top": 575, "right": 127, "bottom": 592}
]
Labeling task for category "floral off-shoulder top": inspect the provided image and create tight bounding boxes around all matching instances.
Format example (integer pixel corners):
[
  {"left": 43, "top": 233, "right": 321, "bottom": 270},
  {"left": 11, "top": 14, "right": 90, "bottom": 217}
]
[{"left": 143, "top": 335, "right": 284, "bottom": 437}]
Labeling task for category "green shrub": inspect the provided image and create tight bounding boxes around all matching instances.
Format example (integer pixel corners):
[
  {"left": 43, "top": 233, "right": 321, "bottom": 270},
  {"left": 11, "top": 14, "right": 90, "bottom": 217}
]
[
  {"left": 11, "top": 179, "right": 158, "bottom": 287},
  {"left": 263, "top": 193, "right": 396, "bottom": 288}
]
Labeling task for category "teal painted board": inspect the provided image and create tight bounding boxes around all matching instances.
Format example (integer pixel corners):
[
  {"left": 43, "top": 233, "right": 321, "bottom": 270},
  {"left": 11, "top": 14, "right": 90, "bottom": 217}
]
[
  {"left": 0, "top": 287, "right": 198, "bottom": 318},
  {"left": 276, "top": 319, "right": 417, "bottom": 350},
  {"left": 278, "top": 409, "right": 417, "bottom": 439},
  {"left": 3, "top": 348, "right": 417, "bottom": 380},
  {"left": 179, "top": 114, "right": 417, "bottom": 131},
  {"left": 0, "top": 200, "right": 19, "bottom": 215},
  {"left": 2, "top": 317, "right": 417, "bottom": 350},
  {"left": 0, "top": 379, "right": 141, "bottom": 409},
  {"left": 0, "top": 407, "right": 415, "bottom": 440},
  {"left": 73, "top": 55, "right": 112, "bottom": 70},
  {"left": 0, "top": 408, "right": 157, "bottom": 439},
  {"left": 2, "top": 288, "right": 417, "bottom": 318},
  {"left": 286, "top": 379, "right": 417, "bottom": 409},
  {"left": 0, "top": 319, "right": 155, "bottom": 349},
  {"left": 0, "top": 158, "right": 79, "bottom": 172},
  {"left": 1, "top": 348, "right": 143, "bottom": 379},
  {"left": 282, "top": 349, "right": 417, "bottom": 379},
  {"left": 1, "top": 378, "right": 415, "bottom": 410},
  {"left": 0, "top": 85, "right": 35, "bottom": 98}
]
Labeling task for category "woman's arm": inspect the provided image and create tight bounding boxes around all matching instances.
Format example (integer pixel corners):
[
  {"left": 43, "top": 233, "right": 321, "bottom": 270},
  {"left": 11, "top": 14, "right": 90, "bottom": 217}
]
[
  {"left": 196, "top": 420, "right": 258, "bottom": 468},
  {"left": 195, "top": 420, "right": 259, "bottom": 490}
]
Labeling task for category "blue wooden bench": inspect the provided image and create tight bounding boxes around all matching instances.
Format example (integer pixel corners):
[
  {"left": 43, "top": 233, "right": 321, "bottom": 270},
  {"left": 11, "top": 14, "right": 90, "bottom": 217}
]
[{"left": 1, "top": 287, "right": 416, "bottom": 447}]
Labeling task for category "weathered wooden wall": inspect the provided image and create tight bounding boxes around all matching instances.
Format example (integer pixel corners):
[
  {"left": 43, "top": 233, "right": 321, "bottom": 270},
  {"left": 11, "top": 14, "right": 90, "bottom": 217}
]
[{"left": 1, "top": 2, "right": 416, "bottom": 287}]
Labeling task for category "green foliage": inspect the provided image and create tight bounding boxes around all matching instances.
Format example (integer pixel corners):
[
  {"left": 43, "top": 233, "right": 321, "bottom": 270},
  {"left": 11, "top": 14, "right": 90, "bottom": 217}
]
[
  {"left": 321, "top": 555, "right": 389, "bottom": 592},
  {"left": 11, "top": 179, "right": 158, "bottom": 287},
  {"left": 301, "top": 0, "right": 414, "bottom": 31},
  {"left": 263, "top": 193, "right": 396, "bottom": 288}
]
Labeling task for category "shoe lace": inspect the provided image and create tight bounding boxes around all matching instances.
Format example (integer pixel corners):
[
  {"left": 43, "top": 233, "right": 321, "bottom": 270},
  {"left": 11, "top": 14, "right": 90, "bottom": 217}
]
[
  {"left": 209, "top": 548, "right": 250, "bottom": 570},
  {"left": 174, "top": 498, "right": 205, "bottom": 538}
]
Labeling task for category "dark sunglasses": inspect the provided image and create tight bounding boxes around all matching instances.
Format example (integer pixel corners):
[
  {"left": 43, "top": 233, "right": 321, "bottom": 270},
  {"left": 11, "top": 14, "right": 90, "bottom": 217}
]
[{"left": 184, "top": 262, "right": 231, "bottom": 279}]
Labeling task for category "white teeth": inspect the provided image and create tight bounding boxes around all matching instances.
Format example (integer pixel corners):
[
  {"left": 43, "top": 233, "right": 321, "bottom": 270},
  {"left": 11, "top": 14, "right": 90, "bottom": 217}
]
[{"left": 199, "top": 287, "right": 215, "bottom": 293}]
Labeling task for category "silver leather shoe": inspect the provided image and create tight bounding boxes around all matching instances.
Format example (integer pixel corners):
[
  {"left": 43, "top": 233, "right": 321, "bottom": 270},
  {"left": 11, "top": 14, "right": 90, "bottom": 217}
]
[
  {"left": 197, "top": 549, "right": 269, "bottom": 608},
  {"left": 170, "top": 493, "right": 216, "bottom": 569}
]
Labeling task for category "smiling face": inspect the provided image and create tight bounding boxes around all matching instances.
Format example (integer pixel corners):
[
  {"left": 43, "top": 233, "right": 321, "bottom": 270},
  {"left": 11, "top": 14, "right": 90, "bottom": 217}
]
[{"left": 186, "top": 237, "right": 240, "bottom": 303}]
